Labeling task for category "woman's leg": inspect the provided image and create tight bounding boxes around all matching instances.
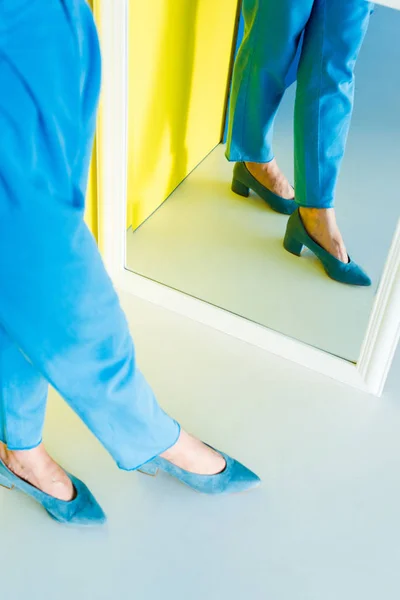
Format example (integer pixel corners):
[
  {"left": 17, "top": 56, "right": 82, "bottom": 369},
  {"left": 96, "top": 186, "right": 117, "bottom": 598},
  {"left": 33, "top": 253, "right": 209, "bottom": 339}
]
[
  {"left": 294, "top": 0, "right": 373, "bottom": 260},
  {"left": 0, "top": 327, "right": 47, "bottom": 451},
  {"left": 0, "top": 0, "right": 224, "bottom": 498},
  {"left": 226, "top": 0, "right": 314, "bottom": 198}
]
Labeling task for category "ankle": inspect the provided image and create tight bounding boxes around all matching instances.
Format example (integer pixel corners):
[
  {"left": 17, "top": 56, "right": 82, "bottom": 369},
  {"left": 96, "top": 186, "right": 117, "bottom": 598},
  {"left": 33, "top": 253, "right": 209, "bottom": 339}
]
[
  {"left": 299, "top": 207, "right": 348, "bottom": 263},
  {"left": 0, "top": 443, "right": 46, "bottom": 471},
  {"left": 160, "top": 432, "right": 183, "bottom": 462},
  {"left": 0, "top": 443, "right": 18, "bottom": 465},
  {"left": 299, "top": 206, "right": 332, "bottom": 222},
  {"left": 0, "top": 443, "right": 9, "bottom": 464},
  {"left": 299, "top": 207, "right": 340, "bottom": 234},
  {"left": 245, "top": 160, "right": 273, "bottom": 174},
  {"left": 0, "top": 448, "right": 25, "bottom": 473}
]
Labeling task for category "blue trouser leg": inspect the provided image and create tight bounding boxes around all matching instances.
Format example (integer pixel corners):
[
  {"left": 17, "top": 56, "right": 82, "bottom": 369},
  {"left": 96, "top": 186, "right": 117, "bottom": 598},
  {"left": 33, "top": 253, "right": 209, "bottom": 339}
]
[
  {"left": 0, "top": 0, "right": 180, "bottom": 469},
  {"left": 0, "top": 0, "right": 98, "bottom": 452},
  {"left": 294, "top": 0, "right": 373, "bottom": 207},
  {"left": 226, "top": 0, "right": 373, "bottom": 208},
  {"left": 0, "top": 326, "right": 48, "bottom": 450},
  {"left": 226, "top": 0, "right": 314, "bottom": 163}
]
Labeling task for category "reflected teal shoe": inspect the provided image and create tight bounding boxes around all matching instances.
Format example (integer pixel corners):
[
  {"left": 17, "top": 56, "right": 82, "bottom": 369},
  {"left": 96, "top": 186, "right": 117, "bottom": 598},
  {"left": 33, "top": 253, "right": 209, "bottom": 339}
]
[
  {"left": 138, "top": 447, "right": 260, "bottom": 494},
  {"left": 283, "top": 209, "right": 372, "bottom": 286},
  {"left": 231, "top": 162, "right": 296, "bottom": 215},
  {"left": 0, "top": 459, "right": 106, "bottom": 526}
]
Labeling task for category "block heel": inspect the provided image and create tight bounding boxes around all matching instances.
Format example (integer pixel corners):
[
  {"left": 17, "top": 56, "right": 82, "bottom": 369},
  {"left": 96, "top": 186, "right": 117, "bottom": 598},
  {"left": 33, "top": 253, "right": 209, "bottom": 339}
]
[
  {"left": 138, "top": 462, "right": 159, "bottom": 477},
  {"left": 231, "top": 178, "right": 250, "bottom": 198},
  {"left": 283, "top": 231, "right": 303, "bottom": 256},
  {"left": 0, "top": 473, "right": 13, "bottom": 490},
  {"left": 231, "top": 162, "right": 296, "bottom": 215},
  {"left": 283, "top": 209, "right": 372, "bottom": 286}
]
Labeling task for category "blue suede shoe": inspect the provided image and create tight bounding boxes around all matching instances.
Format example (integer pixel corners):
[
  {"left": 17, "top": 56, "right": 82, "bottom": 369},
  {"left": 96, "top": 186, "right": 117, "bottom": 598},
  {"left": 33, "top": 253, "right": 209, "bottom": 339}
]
[
  {"left": 231, "top": 162, "right": 296, "bottom": 215},
  {"left": 138, "top": 447, "right": 260, "bottom": 494},
  {"left": 284, "top": 209, "right": 372, "bottom": 286},
  {"left": 0, "top": 459, "right": 106, "bottom": 526}
]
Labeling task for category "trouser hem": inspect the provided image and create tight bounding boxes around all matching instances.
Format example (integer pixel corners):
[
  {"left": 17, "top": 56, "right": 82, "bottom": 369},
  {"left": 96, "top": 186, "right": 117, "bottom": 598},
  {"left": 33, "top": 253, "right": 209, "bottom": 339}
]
[
  {"left": 295, "top": 199, "right": 335, "bottom": 209},
  {"left": 3, "top": 438, "right": 43, "bottom": 452},
  {"left": 225, "top": 149, "right": 275, "bottom": 164},
  {"left": 117, "top": 421, "right": 182, "bottom": 472}
]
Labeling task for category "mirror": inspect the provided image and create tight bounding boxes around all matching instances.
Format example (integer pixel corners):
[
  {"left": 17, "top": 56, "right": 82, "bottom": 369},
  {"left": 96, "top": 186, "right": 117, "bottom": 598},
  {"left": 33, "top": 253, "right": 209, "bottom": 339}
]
[{"left": 124, "top": 1, "right": 399, "bottom": 365}]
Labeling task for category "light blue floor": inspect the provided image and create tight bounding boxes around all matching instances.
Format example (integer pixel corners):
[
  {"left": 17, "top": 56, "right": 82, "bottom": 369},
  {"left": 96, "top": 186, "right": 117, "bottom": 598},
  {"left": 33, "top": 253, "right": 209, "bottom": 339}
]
[{"left": 1, "top": 294, "right": 400, "bottom": 600}]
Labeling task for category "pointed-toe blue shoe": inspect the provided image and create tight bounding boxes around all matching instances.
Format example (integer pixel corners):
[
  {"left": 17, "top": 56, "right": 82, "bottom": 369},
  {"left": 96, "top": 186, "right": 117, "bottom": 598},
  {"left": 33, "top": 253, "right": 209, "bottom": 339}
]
[
  {"left": 138, "top": 447, "right": 260, "bottom": 494},
  {"left": 231, "top": 162, "right": 296, "bottom": 215},
  {"left": 0, "top": 459, "right": 106, "bottom": 526},
  {"left": 283, "top": 209, "right": 372, "bottom": 286}
]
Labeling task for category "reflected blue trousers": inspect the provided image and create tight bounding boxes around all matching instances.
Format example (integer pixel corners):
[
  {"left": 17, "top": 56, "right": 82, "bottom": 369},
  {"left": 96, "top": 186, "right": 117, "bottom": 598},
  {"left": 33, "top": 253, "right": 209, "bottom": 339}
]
[
  {"left": 226, "top": 0, "right": 374, "bottom": 208},
  {"left": 0, "top": 0, "right": 179, "bottom": 469}
]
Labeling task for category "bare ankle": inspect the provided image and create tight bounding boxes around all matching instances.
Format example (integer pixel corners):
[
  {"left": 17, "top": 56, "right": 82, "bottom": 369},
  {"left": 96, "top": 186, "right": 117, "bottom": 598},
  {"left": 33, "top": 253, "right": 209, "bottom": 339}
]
[
  {"left": 245, "top": 160, "right": 275, "bottom": 174},
  {"left": 244, "top": 160, "right": 294, "bottom": 200},
  {"left": 299, "top": 207, "right": 332, "bottom": 222},
  {"left": 0, "top": 443, "right": 19, "bottom": 466},
  {"left": 0, "top": 443, "right": 8, "bottom": 464},
  {"left": 299, "top": 207, "right": 348, "bottom": 263}
]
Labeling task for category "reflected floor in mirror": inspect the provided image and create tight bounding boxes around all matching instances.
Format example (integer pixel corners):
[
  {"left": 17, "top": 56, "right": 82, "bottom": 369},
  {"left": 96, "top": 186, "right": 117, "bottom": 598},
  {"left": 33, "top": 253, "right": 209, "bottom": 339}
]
[{"left": 126, "top": 5, "right": 399, "bottom": 362}]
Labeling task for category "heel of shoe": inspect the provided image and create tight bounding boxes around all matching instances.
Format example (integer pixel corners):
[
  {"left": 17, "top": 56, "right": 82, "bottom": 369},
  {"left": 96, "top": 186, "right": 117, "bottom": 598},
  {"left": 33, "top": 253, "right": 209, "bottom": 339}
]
[
  {"left": 283, "top": 231, "right": 303, "bottom": 257},
  {"left": 231, "top": 178, "right": 250, "bottom": 198},
  {"left": 138, "top": 461, "right": 159, "bottom": 477},
  {"left": 0, "top": 474, "right": 13, "bottom": 490}
]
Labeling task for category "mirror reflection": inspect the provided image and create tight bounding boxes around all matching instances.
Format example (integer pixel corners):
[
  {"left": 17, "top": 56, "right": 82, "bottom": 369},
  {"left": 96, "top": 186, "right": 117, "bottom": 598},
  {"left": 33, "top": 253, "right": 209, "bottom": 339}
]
[{"left": 125, "top": 1, "right": 400, "bottom": 362}]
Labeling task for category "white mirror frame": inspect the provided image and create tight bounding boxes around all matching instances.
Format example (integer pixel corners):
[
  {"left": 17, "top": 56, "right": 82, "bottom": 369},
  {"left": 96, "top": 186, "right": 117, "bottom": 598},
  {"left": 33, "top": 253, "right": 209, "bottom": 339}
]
[{"left": 96, "top": 0, "right": 400, "bottom": 397}]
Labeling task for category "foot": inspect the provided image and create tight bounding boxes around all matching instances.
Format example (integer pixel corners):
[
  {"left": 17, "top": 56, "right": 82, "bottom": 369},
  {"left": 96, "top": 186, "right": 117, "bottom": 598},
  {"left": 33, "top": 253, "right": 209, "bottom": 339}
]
[
  {"left": 161, "top": 430, "right": 226, "bottom": 475},
  {"left": 0, "top": 442, "right": 75, "bottom": 501},
  {"left": 299, "top": 207, "right": 348, "bottom": 263},
  {"left": 245, "top": 159, "right": 294, "bottom": 200}
]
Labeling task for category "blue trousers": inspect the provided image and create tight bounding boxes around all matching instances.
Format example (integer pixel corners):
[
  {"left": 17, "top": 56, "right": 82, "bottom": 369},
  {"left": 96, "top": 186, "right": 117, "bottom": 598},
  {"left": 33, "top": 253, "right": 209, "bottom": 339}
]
[
  {"left": 0, "top": 0, "right": 179, "bottom": 469},
  {"left": 226, "top": 0, "right": 373, "bottom": 208}
]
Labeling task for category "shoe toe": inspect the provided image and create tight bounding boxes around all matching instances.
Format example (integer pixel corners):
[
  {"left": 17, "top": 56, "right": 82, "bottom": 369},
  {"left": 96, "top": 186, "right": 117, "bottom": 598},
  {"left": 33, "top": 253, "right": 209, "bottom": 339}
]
[
  {"left": 348, "top": 262, "right": 372, "bottom": 286},
  {"left": 357, "top": 271, "right": 372, "bottom": 287},
  {"left": 73, "top": 493, "right": 107, "bottom": 526},
  {"left": 47, "top": 476, "right": 107, "bottom": 526},
  {"left": 229, "top": 459, "right": 261, "bottom": 493},
  {"left": 70, "top": 478, "right": 107, "bottom": 525}
]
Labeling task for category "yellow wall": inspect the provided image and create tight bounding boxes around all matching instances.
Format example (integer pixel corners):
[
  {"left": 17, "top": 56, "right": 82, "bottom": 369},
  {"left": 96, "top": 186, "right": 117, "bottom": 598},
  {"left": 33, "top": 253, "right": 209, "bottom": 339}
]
[
  {"left": 84, "top": 0, "right": 98, "bottom": 240},
  {"left": 84, "top": 143, "right": 98, "bottom": 239},
  {"left": 127, "top": 1, "right": 239, "bottom": 230}
]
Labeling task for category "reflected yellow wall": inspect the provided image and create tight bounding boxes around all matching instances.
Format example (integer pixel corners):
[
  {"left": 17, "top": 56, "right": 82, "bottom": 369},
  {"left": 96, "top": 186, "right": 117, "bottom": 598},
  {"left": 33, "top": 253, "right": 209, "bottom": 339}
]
[{"left": 127, "top": 1, "right": 239, "bottom": 229}]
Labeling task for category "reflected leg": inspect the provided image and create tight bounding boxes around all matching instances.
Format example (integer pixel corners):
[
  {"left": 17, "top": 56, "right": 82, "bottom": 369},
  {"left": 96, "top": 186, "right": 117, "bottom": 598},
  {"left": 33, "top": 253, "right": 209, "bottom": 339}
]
[
  {"left": 295, "top": 0, "right": 374, "bottom": 209},
  {"left": 226, "top": 0, "right": 313, "bottom": 162},
  {"left": 284, "top": 0, "right": 373, "bottom": 281},
  {"left": 226, "top": 0, "right": 314, "bottom": 207}
]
